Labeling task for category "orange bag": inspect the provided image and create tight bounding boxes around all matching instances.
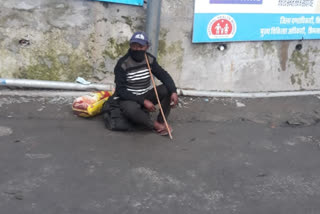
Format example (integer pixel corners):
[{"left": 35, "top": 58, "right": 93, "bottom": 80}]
[{"left": 72, "top": 91, "right": 113, "bottom": 117}]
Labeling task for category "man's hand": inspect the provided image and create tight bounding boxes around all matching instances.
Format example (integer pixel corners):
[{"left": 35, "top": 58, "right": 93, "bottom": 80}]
[
  {"left": 170, "top": 92, "right": 178, "bottom": 107},
  {"left": 144, "top": 99, "right": 156, "bottom": 112}
]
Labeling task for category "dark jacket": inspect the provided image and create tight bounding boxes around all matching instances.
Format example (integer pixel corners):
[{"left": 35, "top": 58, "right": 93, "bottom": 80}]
[{"left": 114, "top": 50, "right": 177, "bottom": 105}]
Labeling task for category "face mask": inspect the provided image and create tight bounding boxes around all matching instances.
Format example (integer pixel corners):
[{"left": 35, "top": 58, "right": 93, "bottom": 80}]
[{"left": 129, "top": 49, "right": 146, "bottom": 62}]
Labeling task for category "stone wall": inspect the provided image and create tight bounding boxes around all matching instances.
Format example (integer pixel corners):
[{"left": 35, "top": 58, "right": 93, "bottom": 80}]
[{"left": 1, "top": 0, "right": 320, "bottom": 92}]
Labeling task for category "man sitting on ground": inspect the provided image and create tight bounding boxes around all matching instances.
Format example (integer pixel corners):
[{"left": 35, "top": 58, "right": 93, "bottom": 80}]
[{"left": 113, "top": 31, "right": 178, "bottom": 135}]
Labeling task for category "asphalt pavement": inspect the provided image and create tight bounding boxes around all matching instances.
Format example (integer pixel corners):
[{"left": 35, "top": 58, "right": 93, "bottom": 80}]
[{"left": 1, "top": 90, "right": 320, "bottom": 214}]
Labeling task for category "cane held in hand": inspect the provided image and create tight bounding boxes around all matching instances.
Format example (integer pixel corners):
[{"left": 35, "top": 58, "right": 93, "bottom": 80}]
[{"left": 145, "top": 54, "right": 173, "bottom": 140}]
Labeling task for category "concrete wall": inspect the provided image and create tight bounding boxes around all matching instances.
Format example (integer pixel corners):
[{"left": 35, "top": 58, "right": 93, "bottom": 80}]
[{"left": 1, "top": 0, "right": 320, "bottom": 92}]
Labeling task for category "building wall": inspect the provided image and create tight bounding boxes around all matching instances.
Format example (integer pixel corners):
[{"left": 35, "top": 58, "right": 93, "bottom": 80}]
[{"left": 0, "top": 0, "right": 320, "bottom": 92}]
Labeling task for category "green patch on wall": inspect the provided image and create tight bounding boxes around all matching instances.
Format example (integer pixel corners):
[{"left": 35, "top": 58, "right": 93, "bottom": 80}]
[
  {"left": 158, "top": 38, "right": 184, "bottom": 71},
  {"left": 289, "top": 50, "right": 310, "bottom": 78},
  {"left": 167, "top": 41, "right": 184, "bottom": 71},
  {"left": 157, "top": 29, "right": 169, "bottom": 58},
  {"left": 14, "top": 49, "right": 93, "bottom": 81},
  {"left": 290, "top": 74, "right": 302, "bottom": 86},
  {"left": 262, "top": 41, "right": 275, "bottom": 55},
  {"left": 121, "top": 16, "right": 133, "bottom": 30},
  {"left": 113, "top": 16, "right": 143, "bottom": 32},
  {"left": 102, "top": 38, "right": 129, "bottom": 60},
  {"left": 158, "top": 39, "right": 167, "bottom": 60},
  {"left": 289, "top": 49, "right": 317, "bottom": 87}
]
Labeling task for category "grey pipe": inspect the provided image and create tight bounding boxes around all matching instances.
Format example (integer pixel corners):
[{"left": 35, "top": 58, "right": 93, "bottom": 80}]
[
  {"left": 0, "top": 78, "right": 112, "bottom": 91},
  {"left": 177, "top": 89, "right": 320, "bottom": 98},
  {"left": 146, "top": 0, "right": 162, "bottom": 57},
  {"left": 2, "top": 78, "right": 320, "bottom": 98}
]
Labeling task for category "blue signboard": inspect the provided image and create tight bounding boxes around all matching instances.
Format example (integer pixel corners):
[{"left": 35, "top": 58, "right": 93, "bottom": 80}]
[
  {"left": 93, "top": 0, "right": 143, "bottom": 6},
  {"left": 193, "top": 0, "right": 320, "bottom": 43}
]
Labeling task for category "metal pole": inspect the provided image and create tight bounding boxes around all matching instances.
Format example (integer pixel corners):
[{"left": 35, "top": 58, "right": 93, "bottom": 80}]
[{"left": 146, "top": 0, "right": 162, "bottom": 57}]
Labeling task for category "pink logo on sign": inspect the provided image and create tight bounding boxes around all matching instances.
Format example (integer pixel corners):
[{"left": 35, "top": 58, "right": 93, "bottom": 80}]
[{"left": 207, "top": 15, "right": 237, "bottom": 39}]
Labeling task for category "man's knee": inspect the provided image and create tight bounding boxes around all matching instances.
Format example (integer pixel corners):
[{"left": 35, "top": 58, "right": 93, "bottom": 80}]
[{"left": 120, "top": 101, "right": 141, "bottom": 117}]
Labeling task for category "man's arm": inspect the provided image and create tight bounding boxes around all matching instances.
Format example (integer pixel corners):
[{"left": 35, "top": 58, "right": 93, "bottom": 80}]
[{"left": 114, "top": 62, "right": 144, "bottom": 105}]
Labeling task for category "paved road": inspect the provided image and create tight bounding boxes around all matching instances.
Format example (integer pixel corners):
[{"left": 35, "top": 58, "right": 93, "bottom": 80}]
[{"left": 0, "top": 92, "right": 320, "bottom": 214}]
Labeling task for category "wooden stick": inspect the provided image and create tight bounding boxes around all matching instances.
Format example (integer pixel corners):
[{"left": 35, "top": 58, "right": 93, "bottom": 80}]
[{"left": 145, "top": 54, "right": 173, "bottom": 140}]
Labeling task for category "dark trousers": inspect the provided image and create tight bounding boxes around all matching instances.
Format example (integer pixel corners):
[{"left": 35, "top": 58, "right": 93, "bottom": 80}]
[{"left": 119, "top": 85, "right": 171, "bottom": 130}]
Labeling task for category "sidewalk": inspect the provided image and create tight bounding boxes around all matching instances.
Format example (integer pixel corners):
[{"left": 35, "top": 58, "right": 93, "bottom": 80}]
[{"left": 0, "top": 90, "right": 320, "bottom": 214}]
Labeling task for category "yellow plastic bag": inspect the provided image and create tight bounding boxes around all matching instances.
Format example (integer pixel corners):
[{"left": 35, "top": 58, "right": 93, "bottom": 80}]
[{"left": 72, "top": 91, "right": 113, "bottom": 117}]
